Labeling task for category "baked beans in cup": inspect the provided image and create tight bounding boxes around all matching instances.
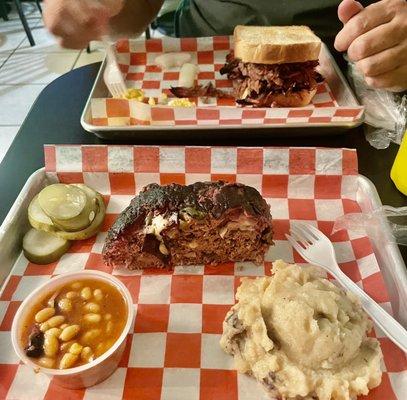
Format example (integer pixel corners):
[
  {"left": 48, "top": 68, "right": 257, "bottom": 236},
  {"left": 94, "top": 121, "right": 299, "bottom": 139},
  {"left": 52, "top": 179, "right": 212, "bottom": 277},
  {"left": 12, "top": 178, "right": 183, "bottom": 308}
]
[{"left": 11, "top": 271, "right": 134, "bottom": 389}]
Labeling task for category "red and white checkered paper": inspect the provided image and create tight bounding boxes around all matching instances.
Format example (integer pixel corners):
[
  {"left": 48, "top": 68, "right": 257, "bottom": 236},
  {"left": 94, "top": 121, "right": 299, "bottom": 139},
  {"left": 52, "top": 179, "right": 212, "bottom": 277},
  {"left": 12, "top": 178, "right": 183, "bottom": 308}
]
[
  {"left": 89, "top": 37, "right": 364, "bottom": 127},
  {"left": 0, "top": 145, "right": 405, "bottom": 400}
]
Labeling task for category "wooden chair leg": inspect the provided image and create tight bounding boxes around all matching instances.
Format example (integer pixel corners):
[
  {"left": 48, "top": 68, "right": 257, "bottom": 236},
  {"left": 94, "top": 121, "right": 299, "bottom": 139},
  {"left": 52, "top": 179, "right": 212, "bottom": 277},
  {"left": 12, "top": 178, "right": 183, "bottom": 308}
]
[
  {"left": 36, "top": 0, "right": 42, "bottom": 14},
  {"left": 15, "top": 0, "right": 35, "bottom": 46},
  {"left": 0, "top": 0, "right": 9, "bottom": 21}
]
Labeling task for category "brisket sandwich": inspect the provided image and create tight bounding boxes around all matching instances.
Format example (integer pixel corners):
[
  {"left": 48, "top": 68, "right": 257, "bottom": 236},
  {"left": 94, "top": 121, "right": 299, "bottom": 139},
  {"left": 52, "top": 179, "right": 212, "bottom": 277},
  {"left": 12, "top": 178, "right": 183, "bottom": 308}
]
[
  {"left": 103, "top": 181, "right": 273, "bottom": 269},
  {"left": 220, "top": 25, "right": 324, "bottom": 107}
]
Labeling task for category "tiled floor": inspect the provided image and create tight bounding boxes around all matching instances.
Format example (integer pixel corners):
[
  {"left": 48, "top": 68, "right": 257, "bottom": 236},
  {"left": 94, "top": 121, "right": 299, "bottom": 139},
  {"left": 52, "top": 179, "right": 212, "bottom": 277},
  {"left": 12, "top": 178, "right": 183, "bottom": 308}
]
[{"left": 0, "top": 3, "right": 105, "bottom": 163}]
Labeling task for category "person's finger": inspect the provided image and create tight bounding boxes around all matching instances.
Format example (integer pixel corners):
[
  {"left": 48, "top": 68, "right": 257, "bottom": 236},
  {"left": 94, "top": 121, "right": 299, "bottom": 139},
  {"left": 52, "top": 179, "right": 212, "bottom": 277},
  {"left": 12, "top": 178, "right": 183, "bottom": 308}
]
[
  {"left": 65, "top": 1, "right": 109, "bottom": 31},
  {"left": 364, "top": 64, "right": 407, "bottom": 91},
  {"left": 100, "top": 0, "right": 125, "bottom": 17},
  {"left": 347, "top": 19, "right": 405, "bottom": 61},
  {"left": 58, "top": 37, "right": 88, "bottom": 50},
  {"left": 337, "top": 0, "right": 364, "bottom": 25},
  {"left": 355, "top": 41, "right": 407, "bottom": 77},
  {"left": 334, "top": 0, "right": 397, "bottom": 51}
]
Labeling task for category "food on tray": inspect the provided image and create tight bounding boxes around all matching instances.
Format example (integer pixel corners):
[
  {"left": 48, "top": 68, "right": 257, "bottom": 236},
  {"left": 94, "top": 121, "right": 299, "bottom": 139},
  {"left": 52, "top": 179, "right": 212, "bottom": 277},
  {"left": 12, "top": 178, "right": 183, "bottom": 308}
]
[
  {"left": 123, "top": 88, "right": 144, "bottom": 101},
  {"left": 103, "top": 181, "right": 273, "bottom": 269},
  {"left": 178, "top": 63, "right": 199, "bottom": 88},
  {"left": 167, "top": 98, "right": 196, "bottom": 107},
  {"left": 170, "top": 82, "right": 233, "bottom": 99},
  {"left": 38, "top": 184, "right": 98, "bottom": 232},
  {"left": 220, "top": 260, "right": 383, "bottom": 400},
  {"left": 154, "top": 52, "right": 191, "bottom": 70},
  {"left": 220, "top": 25, "right": 324, "bottom": 107},
  {"left": 25, "top": 183, "right": 105, "bottom": 264},
  {"left": 23, "top": 229, "right": 71, "bottom": 265},
  {"left": 28, "top": 195, "right": 56, "bottom": 233},
  {"left": 157, "top": 92, "right": 168, "bottom": 105},
  {"left": 20, "top": 279, "right": 127, "bottom": 370}
]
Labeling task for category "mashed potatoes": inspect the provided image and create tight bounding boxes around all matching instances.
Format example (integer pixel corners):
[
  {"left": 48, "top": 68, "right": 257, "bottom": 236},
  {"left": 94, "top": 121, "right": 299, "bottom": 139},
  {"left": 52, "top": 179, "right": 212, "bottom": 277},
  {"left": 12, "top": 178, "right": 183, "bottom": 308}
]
[{"left": 220, "top": 260, "right": 382, "bottom": 400}]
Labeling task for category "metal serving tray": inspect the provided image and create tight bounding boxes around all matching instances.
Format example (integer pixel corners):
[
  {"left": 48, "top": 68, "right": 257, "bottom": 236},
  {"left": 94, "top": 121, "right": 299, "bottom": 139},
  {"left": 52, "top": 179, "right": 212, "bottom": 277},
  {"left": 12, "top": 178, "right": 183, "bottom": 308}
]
[
  {"left": 81, "top": 41, "right": 364, "bottom": 140},
  {"left": 0, "top": 169, "right": 405, "bottom": 326}
]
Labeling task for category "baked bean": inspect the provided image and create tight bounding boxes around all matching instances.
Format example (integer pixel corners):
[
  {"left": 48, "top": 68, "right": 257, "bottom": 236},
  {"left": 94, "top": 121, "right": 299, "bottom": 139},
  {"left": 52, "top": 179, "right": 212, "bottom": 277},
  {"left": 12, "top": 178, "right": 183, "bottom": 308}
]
[
  {"left": 83, "top": 302, "right": 100, "bottom": 313},
  {"left": 106, "top": 321, "right": 113, "bottom": 335},
  {"left": 58, "top": 298, "right": 72, "bottom": 313},
  {"left": 59, "top": 353, "right": 78, "bottom": 369},
  {"left": 35, "top": 307, "right": 55, "bottom": 323},
  {"left": 95, "top": 342, "right": 106, "bottom": 356},
  {"left": 83, "top": 313, "right": 101, "bottom": 324},
  {"left": 69, "top": 342, "right": 83, "bottom": 355},
  {"left": 38, "top": 357, "right": 55, "bottom": 369},
  {"left": 81, "top": 328, "right": 102, "bottom": 344},
  {"left": 104, "top": 313, "right": 112, "bottom": 321},
  {"left": 66, "top": 291, "right": 78, "bottom": 299},
  {"left": 96, "top": 339, "right": 114, "bottom": 356},
  {"left": 93, "top": 289, "right": 103, "bottom": 301},
  {"left": 40, "top": 315, "right": 65, "bottom": 332},
  {"left": 60, "top": 325, "right": 80, "bottom": 341},
  {"left": 80, "top": 346, "right": 94, "bottom": 363},
  {"left": 44, "top": 334, "right": 59, "bottom": 357},
  {"left": 45, "top": 327, "right": 62, "bottom": 338},
  {"left": 60, "top": 323, "right": 68, "bottom": 330},
  {"left": 71, "top": 282, "right": 82, "bottom": 290},
  {"left": 60, "top": 340, "right": 75, "bottom": 352},
  {"left": 81, "top": 287, "right": 92, "bottom": 300}
]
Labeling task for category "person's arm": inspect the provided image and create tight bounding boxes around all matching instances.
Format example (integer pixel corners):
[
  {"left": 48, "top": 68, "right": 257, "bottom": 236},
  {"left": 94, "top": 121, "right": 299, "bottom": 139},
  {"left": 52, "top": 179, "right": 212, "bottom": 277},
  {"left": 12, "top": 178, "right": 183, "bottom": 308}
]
[
  {"left": 44, "top": 0, "right": 163, "bottom": 49},
  {"left": 334, "top": 0, "right": 407, "bottom": 91},
  {"left": 109, "top": 0, "right": 164, "bottom": 38}
]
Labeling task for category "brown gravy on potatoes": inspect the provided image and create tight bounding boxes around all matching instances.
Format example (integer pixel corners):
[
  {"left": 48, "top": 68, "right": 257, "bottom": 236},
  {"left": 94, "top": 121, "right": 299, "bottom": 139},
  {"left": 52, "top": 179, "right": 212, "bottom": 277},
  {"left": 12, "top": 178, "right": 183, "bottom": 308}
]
[{"left": 20, "top": 279, "right": 127, "bottom": 370}]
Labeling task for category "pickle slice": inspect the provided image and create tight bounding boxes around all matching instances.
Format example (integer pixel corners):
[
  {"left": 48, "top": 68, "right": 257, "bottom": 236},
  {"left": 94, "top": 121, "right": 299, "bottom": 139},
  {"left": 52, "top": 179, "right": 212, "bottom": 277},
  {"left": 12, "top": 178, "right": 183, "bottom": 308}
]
[
  {"left": 54, "top": 192, "right": 106, "bottom": 241},
  {"left": 51, "top": 184, "right": 99, "bottom": 232},
  {"left": 28, "top": 195, "right": 55, "bottom": 232},
  {"left": 38, "top": 184, "right": 87, "bottom": 221},
  {"left": 23, "top": 228, "right": 70, "bottom": 265}
]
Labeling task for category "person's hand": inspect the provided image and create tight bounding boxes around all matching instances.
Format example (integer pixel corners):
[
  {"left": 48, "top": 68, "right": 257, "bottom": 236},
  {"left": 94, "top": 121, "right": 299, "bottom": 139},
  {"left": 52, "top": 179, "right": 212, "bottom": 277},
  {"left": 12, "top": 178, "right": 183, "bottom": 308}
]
[
  {"left": 334, "top": 0, "right": 407, "bottom": 91},
  {"left": 43, "top": 0, "right": 124, "bottom": 49}
]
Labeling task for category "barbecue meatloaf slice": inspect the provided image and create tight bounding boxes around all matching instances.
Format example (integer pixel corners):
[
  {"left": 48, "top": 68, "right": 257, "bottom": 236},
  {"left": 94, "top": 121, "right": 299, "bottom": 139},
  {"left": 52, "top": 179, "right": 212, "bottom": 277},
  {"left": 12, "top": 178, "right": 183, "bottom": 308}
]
[{"left": 103, "top": 181, "right": 273, "bottom": 269}]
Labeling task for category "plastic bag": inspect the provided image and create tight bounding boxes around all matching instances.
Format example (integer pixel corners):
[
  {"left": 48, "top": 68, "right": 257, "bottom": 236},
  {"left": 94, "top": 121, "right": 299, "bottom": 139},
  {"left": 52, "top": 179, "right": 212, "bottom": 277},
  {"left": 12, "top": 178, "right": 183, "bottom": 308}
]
[
  {"left": 333, "top": 206, "right": 407, "bottom": 246},
  {"left": 347, "top": 60, "right": 407, "bottom": 149}
]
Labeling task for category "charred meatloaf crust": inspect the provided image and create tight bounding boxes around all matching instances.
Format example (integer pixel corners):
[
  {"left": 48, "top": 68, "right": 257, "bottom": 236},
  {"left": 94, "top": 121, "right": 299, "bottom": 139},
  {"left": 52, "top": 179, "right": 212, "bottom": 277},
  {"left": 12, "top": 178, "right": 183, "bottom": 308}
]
[{"left": 103, "top": 181, "right": 273, "bottom": 269}]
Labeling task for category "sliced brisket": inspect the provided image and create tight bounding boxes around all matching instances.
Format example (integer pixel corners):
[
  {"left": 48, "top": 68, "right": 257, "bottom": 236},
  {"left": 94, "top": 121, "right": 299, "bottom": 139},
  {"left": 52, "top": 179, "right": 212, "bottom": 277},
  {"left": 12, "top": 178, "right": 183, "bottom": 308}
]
[
  {"left": 169, "top": 82, "right": 233, "bottom": 99},
  {"left": 220, "top": 53, "right": 323, "bottom": 107}
]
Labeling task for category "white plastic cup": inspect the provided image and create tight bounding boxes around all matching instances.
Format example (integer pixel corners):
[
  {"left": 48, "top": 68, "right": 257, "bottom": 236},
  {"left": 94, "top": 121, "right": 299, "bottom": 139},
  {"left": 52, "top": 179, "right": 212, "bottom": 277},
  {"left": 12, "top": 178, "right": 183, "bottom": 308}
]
[{"left": 11, "top": 270, "right": 134, "bottom": 389}]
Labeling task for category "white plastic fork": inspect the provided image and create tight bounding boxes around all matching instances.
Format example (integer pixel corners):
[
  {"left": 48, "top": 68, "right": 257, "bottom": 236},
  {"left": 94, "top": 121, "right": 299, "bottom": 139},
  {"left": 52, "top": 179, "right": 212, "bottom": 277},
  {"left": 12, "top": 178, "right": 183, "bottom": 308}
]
[
  {"left": 286, "top": 221, "right": 407, "bottom": 353},
  {"left": 102, "top": 37, "right": 127, "bottom": 98}
]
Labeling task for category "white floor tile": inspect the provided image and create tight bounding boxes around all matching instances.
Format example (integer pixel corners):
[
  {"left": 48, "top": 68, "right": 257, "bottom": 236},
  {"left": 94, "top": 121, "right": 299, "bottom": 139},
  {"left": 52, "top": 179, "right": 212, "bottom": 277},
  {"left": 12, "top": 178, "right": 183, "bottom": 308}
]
[
  {"left": 17, "top": 24, "right": 80, "bottom": 53},
  {"left": 0, "top": 17, "right": 40, "bottom": 52},
  {"left": 0, "top": 52, "right": 11, "bottom": 68},
  {"left": 74, "top": 49, "right": 105, "bottom": 69},
  {"left": 0, "top": 126, "right": 19, "bottom": 163},
  {"left": 0, "top": 84, "right": 45, "bottom": 125},
  {"left": 0, "top": 52, "right": 79, "bottom": 84}
]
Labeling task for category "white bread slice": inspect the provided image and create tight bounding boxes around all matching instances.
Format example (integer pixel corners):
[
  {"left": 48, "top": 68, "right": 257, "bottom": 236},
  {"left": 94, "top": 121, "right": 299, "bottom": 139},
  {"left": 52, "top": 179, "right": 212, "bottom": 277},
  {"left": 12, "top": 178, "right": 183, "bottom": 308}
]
[{"left": 234, "top": 25, "right": 321, "bottom": 64}]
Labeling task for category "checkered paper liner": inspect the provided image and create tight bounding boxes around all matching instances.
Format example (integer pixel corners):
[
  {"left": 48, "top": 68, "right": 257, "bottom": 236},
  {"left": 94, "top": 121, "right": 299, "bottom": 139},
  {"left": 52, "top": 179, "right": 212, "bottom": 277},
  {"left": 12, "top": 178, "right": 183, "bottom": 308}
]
[
  {"left": 89, "top": 37, "right": 364, "bottom": 127},
  {"left": 1, "top": 145, "right": 405, "bottom": 400}
]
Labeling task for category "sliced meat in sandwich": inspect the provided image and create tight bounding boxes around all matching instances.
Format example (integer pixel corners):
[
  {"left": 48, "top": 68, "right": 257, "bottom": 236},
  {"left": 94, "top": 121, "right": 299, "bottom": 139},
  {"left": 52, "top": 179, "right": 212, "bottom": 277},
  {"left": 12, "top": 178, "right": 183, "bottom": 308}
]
[{"left": 220, "top": 25, "right": 324, "bottom": 107}]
